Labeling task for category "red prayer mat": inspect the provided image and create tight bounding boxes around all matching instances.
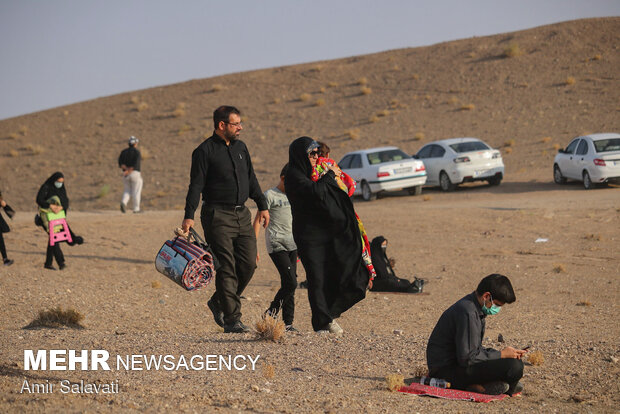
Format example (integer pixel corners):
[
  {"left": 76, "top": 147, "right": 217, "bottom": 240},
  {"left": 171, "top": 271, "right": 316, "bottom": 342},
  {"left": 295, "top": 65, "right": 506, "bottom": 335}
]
[{"left": 398, "top": 383, "right": 508, "bottom": 403}]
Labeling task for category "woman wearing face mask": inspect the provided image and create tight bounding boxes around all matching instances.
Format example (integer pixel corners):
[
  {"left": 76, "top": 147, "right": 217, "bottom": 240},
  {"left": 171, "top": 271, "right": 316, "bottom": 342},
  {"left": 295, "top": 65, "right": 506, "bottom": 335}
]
[
  {"left": 285, "top": 137, "right": 370, "bottom": 334},
  {"left": 36, "top": 172, "right": 78, "bottom": 270}
]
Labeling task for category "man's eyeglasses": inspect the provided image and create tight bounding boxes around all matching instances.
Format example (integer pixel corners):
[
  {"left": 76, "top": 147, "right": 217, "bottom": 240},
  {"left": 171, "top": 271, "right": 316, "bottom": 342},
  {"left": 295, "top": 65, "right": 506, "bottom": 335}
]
[
  {"left": 308, "top": 150, "right": 319, "bottom": 157},
  {"left": 224, "top": 121, "right": 243, "bottom": 127}
]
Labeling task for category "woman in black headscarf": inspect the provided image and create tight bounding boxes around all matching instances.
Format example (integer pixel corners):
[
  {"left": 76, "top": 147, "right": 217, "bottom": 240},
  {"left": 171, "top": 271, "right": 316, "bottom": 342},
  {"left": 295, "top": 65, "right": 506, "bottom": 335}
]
[
  {"left": 36, "top": 172, "right": 74, "bottom": 270},
  {"left": 0, "top": 190, "right": 15, "bottom": 266},
  {"left": 285, "top": 136, "right": 369, "bottom": 333},
  {"left": 369, "top": 236, "right": 424, "bottom": 293}
]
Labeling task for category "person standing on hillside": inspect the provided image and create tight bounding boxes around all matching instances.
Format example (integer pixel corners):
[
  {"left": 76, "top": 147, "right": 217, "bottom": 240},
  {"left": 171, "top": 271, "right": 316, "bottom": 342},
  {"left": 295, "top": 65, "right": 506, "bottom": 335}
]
[
  {"left": 118, "top": 136, "right": 143, "bottom": 213},
  {"left": 181, "top": 105, "right": 270, "bottom": 333},
  {"left": 0, "top": 190, "right": 15, "bottom": 266}
]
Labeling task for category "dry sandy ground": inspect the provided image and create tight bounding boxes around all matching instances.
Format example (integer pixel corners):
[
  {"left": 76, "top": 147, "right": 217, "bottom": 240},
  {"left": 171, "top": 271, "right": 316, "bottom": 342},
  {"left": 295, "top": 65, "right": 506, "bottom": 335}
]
[{"left": 0, "top": 180, "right": 618, "bottom": 413}]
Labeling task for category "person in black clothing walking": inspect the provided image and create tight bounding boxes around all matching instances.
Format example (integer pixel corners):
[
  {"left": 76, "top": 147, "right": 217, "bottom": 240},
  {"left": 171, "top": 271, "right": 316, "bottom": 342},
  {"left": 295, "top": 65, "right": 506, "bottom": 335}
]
[
  {"left": 118, "top": 136, "right": 143, "bottom": 213},
  {"left": 0, "top": 190, "right": 15, "bottom": 266},
  {"left": 181, "top": 106, "right": 269, "bottom": 333}
]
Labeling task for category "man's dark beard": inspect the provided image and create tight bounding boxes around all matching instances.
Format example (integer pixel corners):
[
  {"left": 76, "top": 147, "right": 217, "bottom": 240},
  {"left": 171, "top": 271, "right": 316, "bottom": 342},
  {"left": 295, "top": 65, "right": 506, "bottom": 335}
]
[{"left": 224, "top": 130, "right": 238, "bottom": 141}]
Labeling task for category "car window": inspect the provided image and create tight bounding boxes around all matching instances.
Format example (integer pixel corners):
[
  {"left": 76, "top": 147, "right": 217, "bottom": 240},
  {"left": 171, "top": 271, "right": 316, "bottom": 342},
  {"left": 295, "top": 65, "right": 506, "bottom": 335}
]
[
  {"left": 416, "top": 146, "right": 432, "bottom": 159},
  {"left": 564, "top": 139, "right": 580, "bottom": 154},
  {"left": 448, "top": 141, "right": 490, "bottom": 153},
  {"left": 576, "top": 140, "right": 588, "bottom": 155},
  {"left": 593, "top": 138, "right": 620, "bottom": 153},
  {"left": 339, "top": 155, "right": 352, "bottom": 169},
  {"left": 350, "top": 154, "right": 362, "bottom": 169},
  {"left": 430, "top": 145, "right": 446, "bottom": 158},
  {"left": 366, "top": 149, "right": 410, "bottom": 164}
]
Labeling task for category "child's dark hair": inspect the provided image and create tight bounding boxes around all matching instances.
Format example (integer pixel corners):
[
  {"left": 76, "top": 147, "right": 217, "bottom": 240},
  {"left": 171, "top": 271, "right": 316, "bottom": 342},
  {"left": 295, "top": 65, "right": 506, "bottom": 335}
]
[
  {"left": 476, "top": 274, "right": 516, "bottom": 304},
  {"left": 280, "top": 163, "right": 289, "bottom": 178},
  {"left": 317, "top": 141, "right": 330, "bottom": 157}
]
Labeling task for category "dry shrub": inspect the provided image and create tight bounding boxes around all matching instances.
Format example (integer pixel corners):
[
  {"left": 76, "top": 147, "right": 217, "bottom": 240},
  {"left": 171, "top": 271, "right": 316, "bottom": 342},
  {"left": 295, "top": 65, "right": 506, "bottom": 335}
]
[
  {"left": 446, "top": 96, "right": 459, "bottom": 105},
  {"left": 423, "top": 195, "right": 432, "bottom": 201},
  {"left": 63, "top": 110, "right": 70, "bottom": 116},
  {"left": 172, "top": 108, "right": 186, "bottom": 118},
  {"left": 137, "top": 102, "right": 149, "bottom": 112},
  {"left": 26, "top": 144, "right": 44, "bottom": 155},
  {"left": 357, "top": 77, "right": 368, "bottom": 85},
  {"left": 385, "top": 374, "right": 405, "bottom": 391},
  {"left": 263, "top": 364, "right": 275, "bottom": 379},
  {"left": 319, "top": 87, "right": 326, "bottom": 93},
  {"left": 541, "top": 136, "right": 552, "bottom": 143},
  {"left": 583, "top": 233, "right": 601, "bottom": 241},
  {"left": 360, "top": 86, "right": 372, "bottom": 95},
  {"left": 413, "top": 132, "right": 425, "bottom": 141},
  {"left": 130, "top": 96, "right": 140, "bottom": 104},
  {"left": 592, "top": 54, "right": 601, "bottom": 61},
  {"left": 178, "top": 124, "right": 194, "bottom": 136},
  {"left": 211, "top": 84, "right": 223, "bottom": 92},
  {"left": 503, "top": 43, "right": 523, "bottom": 58},
  {"left": 504, "top": 147, "right": 513, "bottom": 154},
  {"left": 327, "top": 81, "right": 338, "bottom": 88},
  {"left": 140, "top": 147, "right": 151, "bottom": 160},
  {"left": 377, "top": 109, "right": 389, "bottom": 117},
  {"left": 552, "top": 143, "right": 562, "bottom": 150},
  {"left": 8, "top": 132, "right": 19, "bottom": 140},
  {"left": 299, "top": 93, "right": 311, "bottom": 102},
  {"left": 96, "top": 184, "right": 110, "bottom": 199},
  {"left": 504, "top": 139, "right": 515, "bottom": 147},
  {"left": 518, "top": 82, "right": 529, "bottom": 88},
  {"left": 527, "top": 351, "right": 544, "bottom": 366},
  {"left": 345, "top": 128, "right": 360, "bottom": 140},
  {"left": 411, "top": 74, "right": 419, "bottom": 80},
  {"left": 155, "top": 191, "right": 167, "bottom": 198},
  {"left": 255, "top": 314, "right": 285, "bottom": 342},
  {"left": 25, "top": 307, "right": 85, "bottom": 329},
  {"left": 272, "top": 98, "right": 281, "bottom": 104},
  {"left": 553, "top": 264, "right": 566, "bottom": 273},
  {"left": 576, "top": 300, "right": 591, "bottom": 307},
  {"left": 9, "top": 149, "right": 19, "bottom": 157},
  {"left": 314, "top": 99, "right": 325, "bottom": 107},
  {"left": 564, "top": 76, "right": 576, "bottom": 85},
  {"left": 19, "top": 126, "right": 28, "bottom": 136},
  {"left": 392, "top": 64, "right": 400, "bottom": 71},
  {"left": 368, "top": 115, "right": 379, "bottom": 123},
  {"left": 151, "top": 280, "right": 162, "bottom": 289},
  {"left": 460, "top": 104, "right": 475, "bottom": 111}
]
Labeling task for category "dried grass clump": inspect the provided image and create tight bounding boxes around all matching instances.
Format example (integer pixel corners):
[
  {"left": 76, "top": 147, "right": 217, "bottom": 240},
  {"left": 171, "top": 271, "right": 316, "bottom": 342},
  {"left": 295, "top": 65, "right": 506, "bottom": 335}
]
[
  {"left": 19, "top": 126, "right": 28, "bottom": 136},
  {"left": 377, "top": 109, "right": 389, "bottom": 117},
  {"left": 130, "top": 96, "right": 140, "bottom": 104},
  {"left": 583, "top": 233, "right": 601, "bottom": 241},
  {"left": 151, "top": 280, "right": 162, "bottom": 289},
  {"left": 345, "top": 128, "right": 361, "bottom": 140},
  {"left": 140, "top": 147, "right": 151, "bottom": 160},
  {"left": 503, "top": 43, "right": 523, "bottom": 58},
  {"left": 9, "top": 149, "right": 19, "bottom": 157},
  {"left": 25, "top": 307, "right": 85, "bottom": 329},
  {"left": 96, "top": 184, "right": 110, "bottom": 199},
  {"left": 460, "top": 103, "right": 475, "bottom": 111},
  {"left": 411, "top": 74, "right": 419, "bottom": 80},
  {"left": 314, "top": 99, "right": 325, "bottom": 107},
  {"left": 26, "top": 144, "right": 44, "bottom": 155},
  {"left": 446, "top": 96, "right": 459, "bottom": 105},
  {"left": 576, "top": 300, "right": 591, "bottom": 307},
  {"left": 591, "top": 54, "right": 601, "bottom": 61},
  {"left": 272, "top": 98, "right": 281, "bottom": 104},
  {"left": 211, "top": 84, "right": 223, "bottom": 92},
  {"left": 327, "top": 81, "right": 338, "bottom": 88},
  {"left": 564, "top": 76, "right": 576, "bottom": 86},
  {"left": 8, "top": 132, "right": 19, "bottom": 140},
  {"left": 504, "top": 139, "right": 515, "bottom": 147},
  {"left": 413, "top": 132, "right": 425, "bottom": 141},
  {"left": 552, "top": 143, "right": 562, "bottom": 150},
  {"left": 504, "top": 147, "right": 513, "bottom": 154},
  {"left": 385, "top": 374, "right": 405, "bottom": 391},
  {"left": 255, "top": 314, "right": 285, "bottom": 342},
  {"left": 357, "top": 77, "right": 368, "bottom": 85},
  {"left": 299, "top": 93, "right": 311, "bottom": 102},
  {"left": 360, "top": 86, "right": 372, "bottom": 95},
  {"left": 368, "top": 115, "right": 379, "bottom": 123},
  {"left": 137, "top": 102, "right": 149, "bottom": 112},
  {"left": 177, "top": 124, "right": 194, "bottom": 136},
  {"left": 527, "top": 351, "right": 544, "bottom": 366},
  {"left": 263, "top": 364, "right": 275, "bottom": 379},
  {"left": 423, "top": 195, "right": 432, "bottom": 201},
  {"left": 319, "top": 87, "right": 326, "bottom": 93},
  {"left": 541, "top": 136, "right": 552, "bottom": 143},
  {"left": 553, "top": 264, "right": 566, "bottom": 273}
]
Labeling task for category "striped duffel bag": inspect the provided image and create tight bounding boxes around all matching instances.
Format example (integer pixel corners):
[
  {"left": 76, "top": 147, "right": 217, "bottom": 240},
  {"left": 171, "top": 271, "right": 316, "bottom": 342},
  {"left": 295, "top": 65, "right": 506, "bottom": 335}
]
[{"left": 154, "top": 228, "right": 216, "bottom": 291}]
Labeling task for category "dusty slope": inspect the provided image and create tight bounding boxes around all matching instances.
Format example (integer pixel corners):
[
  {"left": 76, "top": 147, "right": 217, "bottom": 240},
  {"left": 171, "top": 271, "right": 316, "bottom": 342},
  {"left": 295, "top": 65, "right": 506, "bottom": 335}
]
[
  {"left": 0, "top": 184, "right": 618, "bottom": 413},
  {"left": 1, "top": 18, "right": 619, "bottom": 211}
]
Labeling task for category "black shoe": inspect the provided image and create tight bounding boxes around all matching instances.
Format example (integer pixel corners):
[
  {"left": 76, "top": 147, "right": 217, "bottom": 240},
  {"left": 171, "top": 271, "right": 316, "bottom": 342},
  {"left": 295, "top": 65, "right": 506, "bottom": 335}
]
[
  {"left": 508, "top": 382, "right": 524, "bottom": 396},
  {"left": 59, "top": 263, "right": 66, "bottom": 270},
  {"left": 207, "top": 298, "right": 224, "bottom": 327},
  {"left": 3, "top": 259, "right": 13, "bottom": 266},
  {"left": 481, "top": 381, "right": 509, "bottom": 395},
  {"left": 44, "top": 264, "right": 56, "bottom": 270},
  {"left": 120, "top": 203, "right": 126, "bottom": 213},
  {"left": 285, "top": 325, "right": 299, "bottom": 332},
  {"left": 224, "top": 320, "right": 250, "bottom": 333}
]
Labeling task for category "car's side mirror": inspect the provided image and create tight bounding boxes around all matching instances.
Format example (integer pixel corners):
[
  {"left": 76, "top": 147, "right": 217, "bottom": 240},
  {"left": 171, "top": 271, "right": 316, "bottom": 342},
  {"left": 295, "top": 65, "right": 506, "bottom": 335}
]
[
  {"left": 557, "top": 148, "right": 565, "bottom": 154},
  {"left": 412, "top": 154, "right": 419, "bottom": 159}
]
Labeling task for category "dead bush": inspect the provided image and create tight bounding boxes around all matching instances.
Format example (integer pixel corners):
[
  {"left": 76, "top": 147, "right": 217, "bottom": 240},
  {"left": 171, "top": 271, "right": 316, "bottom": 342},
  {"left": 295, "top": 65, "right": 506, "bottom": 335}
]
[
  {"left": 360, "top": 86, "right": 372, "bottom": 95},
  {"left": 25, "top": 307, "right": 85, "bottom": 329},
  {"left": 527, "top": 351, "right": 544, "bottom": 366},
  {"left": 255, "top": 314, "right": 285, "bottom": 342},
  {"left": 385, "top": 374, "right": 405, "bottom": 391},
  {"left": 503, "top": 43, "right": 523, "bottom": 58}
]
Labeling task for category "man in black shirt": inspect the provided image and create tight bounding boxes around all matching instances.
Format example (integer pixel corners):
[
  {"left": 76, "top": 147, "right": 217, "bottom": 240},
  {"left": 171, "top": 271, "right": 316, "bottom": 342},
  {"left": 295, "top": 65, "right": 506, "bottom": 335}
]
[
  {"left": 118, "top": 136, "right": 143, "bottom": 213},
  {"left": 426, "top": 274, "right": 526, "bottom": 395},
  {"left": 182, "top": 106, "right": 269, "bottom": 333}
]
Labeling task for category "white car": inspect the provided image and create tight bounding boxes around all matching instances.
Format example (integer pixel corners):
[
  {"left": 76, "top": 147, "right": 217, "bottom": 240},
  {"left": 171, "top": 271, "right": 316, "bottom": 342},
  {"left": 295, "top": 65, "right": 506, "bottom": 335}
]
[
  {"left": 414, "top": 138, "right": 504, "bottom": 191},
  {"left": 338, "top": 146, "right": 427, "bottom": 201},
  {"left": 553, "top": 133, "right": 620, "bottom": 189}
]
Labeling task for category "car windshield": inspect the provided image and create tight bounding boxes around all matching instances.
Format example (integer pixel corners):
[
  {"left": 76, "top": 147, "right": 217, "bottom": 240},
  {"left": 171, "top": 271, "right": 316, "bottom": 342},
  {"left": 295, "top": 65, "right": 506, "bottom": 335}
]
[
  {"left": 448, "top": 141, "right": 490, "bottom": 153},
  {"left": 593, "top": 138, "right": 620, "bottom": 153},
  {"left": 367, "top": 149, "right": 410, "bottom": 165}
]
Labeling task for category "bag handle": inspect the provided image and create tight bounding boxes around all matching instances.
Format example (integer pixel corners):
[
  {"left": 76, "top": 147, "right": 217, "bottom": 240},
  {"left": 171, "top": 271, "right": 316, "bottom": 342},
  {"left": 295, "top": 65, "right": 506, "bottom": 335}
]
[{"left": 188, "top": 227, "right": 207, "bottom": 246}]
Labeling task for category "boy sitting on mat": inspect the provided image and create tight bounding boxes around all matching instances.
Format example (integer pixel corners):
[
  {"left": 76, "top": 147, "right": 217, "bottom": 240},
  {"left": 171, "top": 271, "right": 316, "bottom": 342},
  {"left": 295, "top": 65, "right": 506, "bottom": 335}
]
[{"left": 425, "top": 274, "right": 525, "bottom": 395}]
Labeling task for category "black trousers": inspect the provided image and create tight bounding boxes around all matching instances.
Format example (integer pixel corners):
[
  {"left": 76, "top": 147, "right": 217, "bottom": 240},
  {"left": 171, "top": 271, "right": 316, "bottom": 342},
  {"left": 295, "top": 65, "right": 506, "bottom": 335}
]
[
  {"left": 201, "top": 206, "right": 256, "bottom": 325},
  {"left": 45, "top": 242, "right": 65, "bottom": 267},
  {"left": 267, "top": 250, "right": 298, "bottom": 325},
  {"left": 431, "top": 359, "right": 524, "bottom": 395},
  {"left": 0, "top": 233, "right": 7, "bottom": 260},
  {"left": 371, "top": 276, "right": 414, "bottom": 292}
]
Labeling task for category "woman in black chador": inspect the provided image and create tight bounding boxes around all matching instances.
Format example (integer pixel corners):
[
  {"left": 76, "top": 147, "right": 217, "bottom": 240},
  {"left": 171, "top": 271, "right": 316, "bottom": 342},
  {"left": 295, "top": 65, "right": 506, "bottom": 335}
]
[
  {"left": 369, "top": 236, "right": 424, "bottom": 293},
  {"left": 0, "top": 190, "right": 15, "bottom": 266},
  {"left": 285, "top": 136, "right": 369, "bottom": 333},
  {"left": 36, "top": 172, "right": 82, "bottom": 270}
]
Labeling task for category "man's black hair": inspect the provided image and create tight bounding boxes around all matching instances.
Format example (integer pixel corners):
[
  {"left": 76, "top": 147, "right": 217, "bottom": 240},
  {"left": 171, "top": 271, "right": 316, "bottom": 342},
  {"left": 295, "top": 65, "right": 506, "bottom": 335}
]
[
  {"left": 279, "top": 163, "right": 289, "bottom": 178},
  {"left": 213, "top": 105, "right": 240, "bottom": 129},
  {"left": 476, "top": 273, "right": 516, "bottom": 304}
]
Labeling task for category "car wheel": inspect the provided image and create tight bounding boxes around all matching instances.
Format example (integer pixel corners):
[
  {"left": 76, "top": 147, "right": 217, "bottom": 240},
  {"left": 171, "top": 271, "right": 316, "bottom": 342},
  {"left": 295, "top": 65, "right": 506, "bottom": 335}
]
[
  {"left": 487, "top": 175, "right": 502, "bottom": 186},
  {"left": 439, "top": 171, "right": 455, "bottom": 192},
  {"left": 361, "top": 181, "right": 376, "bottom": 201},
  {"left": 553, "top": 165, "right": 566, "bottom": 184},
  {"left": 407, "top": 185, "right": 422, "bottom": 196},
  {"left": 583, "top": 171, "right": 594, "bottom": 190}
]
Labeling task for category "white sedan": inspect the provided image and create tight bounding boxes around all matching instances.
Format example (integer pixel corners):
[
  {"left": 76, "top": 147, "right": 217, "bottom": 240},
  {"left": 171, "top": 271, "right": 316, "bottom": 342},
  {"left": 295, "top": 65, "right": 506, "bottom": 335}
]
[
  {"left": 553, "top": 133, "right": 620, "bottom": 189},
  {"left": 338, "top": 146, "right": 427, "bottom": 201},
  {"left": 414, "top": 138, "right": 504, "bottom": 191}
]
